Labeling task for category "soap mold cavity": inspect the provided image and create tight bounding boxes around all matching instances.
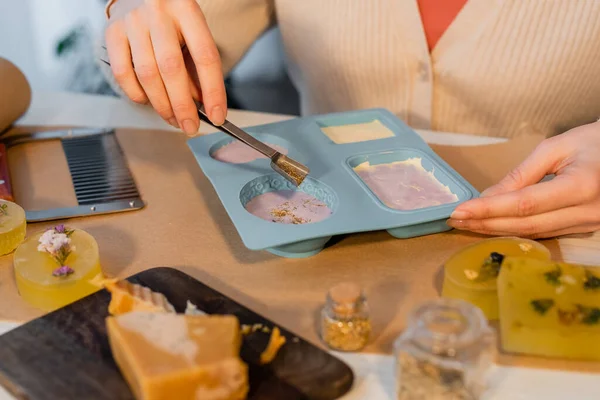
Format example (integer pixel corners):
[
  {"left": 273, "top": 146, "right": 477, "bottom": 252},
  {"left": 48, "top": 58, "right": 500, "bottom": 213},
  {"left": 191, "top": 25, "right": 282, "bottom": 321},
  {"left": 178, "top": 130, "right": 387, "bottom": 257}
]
[
  {"left": 346, "top": 148, "right": 471, "bottom": 238},
  {"left": 239, "top": 174, "right": 339, "bottom": 258},
  {"left": 316, "top": 110, "right": 397, "bottom": 145},
  {"left": 209, "top": 134, "right": 293, "bottom": 164}
]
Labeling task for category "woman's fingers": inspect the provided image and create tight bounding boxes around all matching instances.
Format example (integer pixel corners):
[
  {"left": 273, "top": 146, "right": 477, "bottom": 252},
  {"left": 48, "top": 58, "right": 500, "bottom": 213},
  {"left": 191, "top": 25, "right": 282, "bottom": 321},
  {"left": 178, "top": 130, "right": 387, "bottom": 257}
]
[
  {"left": 177, "top": 1, "right": 227, "bottom": 125},
  {"left": 105, "top": 21, "right": 147, "bottom": 104},
  {"left": 479, "top": 136, "right": 569, "bottom": 197},
  {"left": 125, "top": 10, "right": 176, "bottom": 126},
  {"left": 450, "top": 174, "right": 582, "bottom": 220},
  {"left": 148, "top": 9, "right": 199, "bottom": 135},
  {"left": 448, "top": 201, "right": 600, "bottom": 237}
]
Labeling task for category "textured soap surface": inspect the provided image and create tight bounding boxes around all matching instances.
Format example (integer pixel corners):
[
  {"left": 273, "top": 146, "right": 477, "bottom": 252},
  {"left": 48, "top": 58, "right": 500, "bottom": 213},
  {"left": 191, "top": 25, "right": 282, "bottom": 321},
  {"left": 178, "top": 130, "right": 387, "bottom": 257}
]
[
  {"left": 106, "top": 311, "right": 248, "bottom": 400},
  {"left": 497, "top": 257, "right": 600, "bottom": 361},
  {"left": 245, "top": 190, "right": 332, "bottom": 224},
  {"left": 104, "top": 279, "right": 176, "bottom": 316},
  {"left": 354, "top": 158, "right": 458, "bottom": 210}
]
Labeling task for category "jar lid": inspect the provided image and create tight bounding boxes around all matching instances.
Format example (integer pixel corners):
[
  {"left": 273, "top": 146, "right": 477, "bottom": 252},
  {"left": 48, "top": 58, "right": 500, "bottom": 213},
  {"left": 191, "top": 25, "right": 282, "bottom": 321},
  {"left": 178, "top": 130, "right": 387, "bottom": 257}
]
[{"left": 329, "top": 282, "right": 361, "bottom": 304}]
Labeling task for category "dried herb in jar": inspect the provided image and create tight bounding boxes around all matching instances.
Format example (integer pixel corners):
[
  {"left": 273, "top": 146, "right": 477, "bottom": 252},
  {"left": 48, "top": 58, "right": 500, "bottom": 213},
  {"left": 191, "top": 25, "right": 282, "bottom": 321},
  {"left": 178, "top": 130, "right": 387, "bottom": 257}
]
[{"left": 320, "top": 282, "right": 371, "bottom": 352}]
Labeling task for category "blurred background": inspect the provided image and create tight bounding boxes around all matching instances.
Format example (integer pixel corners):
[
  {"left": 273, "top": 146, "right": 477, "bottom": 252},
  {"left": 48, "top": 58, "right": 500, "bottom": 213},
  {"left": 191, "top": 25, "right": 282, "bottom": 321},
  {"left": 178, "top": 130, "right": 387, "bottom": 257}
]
[{"left": 0, "top": 0, "right": 300, "bottom": 115}]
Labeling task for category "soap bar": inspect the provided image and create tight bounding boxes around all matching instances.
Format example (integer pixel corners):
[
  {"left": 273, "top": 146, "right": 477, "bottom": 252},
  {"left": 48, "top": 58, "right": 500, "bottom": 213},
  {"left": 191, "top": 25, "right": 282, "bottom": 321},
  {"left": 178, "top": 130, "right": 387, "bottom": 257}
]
[
  {"left": 0, "top": 200, "right": 26, "bottom": 256},
  {"left": 106, "top": 312, "right": 249, "bottom": 400},
  {"left": 104, "top": 279, "right": 175, "bottom": 315},
  {"left": 497, "top": 257, "right": 600, "bottom": 361},
  {"left": 320, "top": 120, "right": 394, "bottom": 144},
  {"left": 442, "top": 237, "right": 550, "bottom": 320},
  {"left": 14, "top": 225, "right": 103, "bottom": 312}
]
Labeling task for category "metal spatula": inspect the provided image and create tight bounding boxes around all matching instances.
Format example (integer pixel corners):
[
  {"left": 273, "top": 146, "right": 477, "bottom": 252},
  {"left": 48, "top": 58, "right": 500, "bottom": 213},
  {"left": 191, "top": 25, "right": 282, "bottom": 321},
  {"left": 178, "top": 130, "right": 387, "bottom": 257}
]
[{"left": 195, "top": 101, "right": 309, "bottom": 186}]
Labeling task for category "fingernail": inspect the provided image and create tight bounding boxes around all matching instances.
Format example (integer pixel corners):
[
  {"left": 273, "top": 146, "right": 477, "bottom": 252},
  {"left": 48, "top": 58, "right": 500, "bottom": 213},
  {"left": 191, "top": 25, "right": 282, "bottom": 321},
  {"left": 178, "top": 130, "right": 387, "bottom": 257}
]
[
  {"left": 210, "top": 106, "right": 225, "bottom": 126},
  {"left": 182, "top": 119, "right": 198, "bottom": 135},
  {"left": 480, "top": 187, "right": 497, "bottom": 197},
  {"left": 450, "top": 210, "right": 472, "bottom": 220},
  {"left": 168, "top": 118, "right": 179, "bottom": 128},
  {"left": 447, "top": 219, "right": 467, "bottom": 229}
]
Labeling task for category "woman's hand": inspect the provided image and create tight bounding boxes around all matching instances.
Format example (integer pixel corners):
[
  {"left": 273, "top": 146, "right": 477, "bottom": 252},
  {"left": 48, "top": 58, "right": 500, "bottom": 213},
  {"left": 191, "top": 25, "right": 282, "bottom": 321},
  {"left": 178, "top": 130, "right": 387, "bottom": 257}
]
[
  {"left": 447, "top": 121, "right": 600, "bottom": 238},
  {"left": 105, "top": 0, "right": 227, "bottom": 135}
]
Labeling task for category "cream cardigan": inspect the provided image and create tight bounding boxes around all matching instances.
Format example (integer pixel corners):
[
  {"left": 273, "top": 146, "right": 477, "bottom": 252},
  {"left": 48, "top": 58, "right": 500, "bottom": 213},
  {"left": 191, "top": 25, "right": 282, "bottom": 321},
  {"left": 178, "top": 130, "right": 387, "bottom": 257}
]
[{"left": 101, "top": 0, "right": 600, "bottom": 138}]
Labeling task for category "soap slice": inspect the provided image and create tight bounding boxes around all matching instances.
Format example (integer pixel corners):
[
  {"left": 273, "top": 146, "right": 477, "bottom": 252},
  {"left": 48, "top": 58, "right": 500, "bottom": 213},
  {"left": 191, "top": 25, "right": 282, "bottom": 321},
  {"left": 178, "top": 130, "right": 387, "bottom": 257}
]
[
  {"left": 104, "top": 279, "right": 175, "bottom": 315},
  {"left": 497, "top": 257, "right": 600, "bottom": 361},
  {"left": 14, "top": 227, "right": 103, "bottom": 312},
  {"left": 106, "top": 311, "right": 248, "bottom": 400},
  {"left": 442, "top": 237, "right": 550, "bottom": 320},
  {"left": 0, "top": 200, "right": 26, "bottom": 256}
]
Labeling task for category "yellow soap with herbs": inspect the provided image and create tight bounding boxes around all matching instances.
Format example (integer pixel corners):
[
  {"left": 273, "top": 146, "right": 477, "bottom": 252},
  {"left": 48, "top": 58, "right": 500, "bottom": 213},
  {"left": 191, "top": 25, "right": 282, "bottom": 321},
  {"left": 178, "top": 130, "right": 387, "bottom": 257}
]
[
  {"left": 106, "top": 311, "right": 249, "bottom": 400},
  {"left": 497, "top": 257, "right": 600, "bottom": 361},
  {"left": 0, "top": 200, "right": 26, "bottom": 256},
  {"left": 442, "top": 237, "right": 551, "bottom": 320},
  {"left": 13, "top": 225, "right": 103, "bottom": 312}
]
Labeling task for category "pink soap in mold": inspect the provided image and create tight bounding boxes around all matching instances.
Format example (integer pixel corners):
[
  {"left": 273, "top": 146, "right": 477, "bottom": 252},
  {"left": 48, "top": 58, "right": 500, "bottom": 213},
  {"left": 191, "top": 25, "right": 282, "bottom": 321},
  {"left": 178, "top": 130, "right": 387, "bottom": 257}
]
[
  {"left": 354, "top": 158, "right": 458, "bottom": 211},
  {"left": 245, "top": 191, "right": 332, "bottom": 224},
  {"left": 212, "top": 140, "right": 287, "bottom": 164}
]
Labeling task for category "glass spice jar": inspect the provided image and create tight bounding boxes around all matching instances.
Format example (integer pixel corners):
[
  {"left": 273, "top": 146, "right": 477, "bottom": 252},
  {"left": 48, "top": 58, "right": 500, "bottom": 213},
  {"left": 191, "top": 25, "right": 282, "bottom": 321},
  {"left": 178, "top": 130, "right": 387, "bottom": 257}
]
[
  {"left": 393, "top": 298, "right": 496, "bottom": 400},
  {"left": 320, "top": 282, "right": 371, "bottom": 352}
]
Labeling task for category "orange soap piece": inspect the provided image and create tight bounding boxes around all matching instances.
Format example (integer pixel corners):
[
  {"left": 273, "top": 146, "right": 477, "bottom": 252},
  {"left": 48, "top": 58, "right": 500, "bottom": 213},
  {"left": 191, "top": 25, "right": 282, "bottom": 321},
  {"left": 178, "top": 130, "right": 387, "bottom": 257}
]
[
  {"left": 106, "top": 311, "right": 248, "bottom": 400},
  {"left": 103, "top": 279, "right": 175, "bottom": 315},
  {"left": 259, "top": 327, "right": 286, "bottom": 364}
]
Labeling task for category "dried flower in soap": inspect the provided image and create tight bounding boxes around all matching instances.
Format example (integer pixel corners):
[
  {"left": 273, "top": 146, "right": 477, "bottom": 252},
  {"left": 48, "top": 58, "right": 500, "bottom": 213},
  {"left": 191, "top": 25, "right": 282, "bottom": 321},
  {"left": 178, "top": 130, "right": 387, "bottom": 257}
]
[
  {"left": 544, "top": 265, "right": 562, "bottom": 286},
  {"left": 52, "top": 265, "right": 74, "bottom": 277},
  {"left": 584, "top": 270, "right": 600, "bottom": 291},
  {"left": 38, "top": 225, "right": 76, "bottom": 278},
  {"left": 530, "top": 299, "right": 555, "bottom": 315},
  {"left": 0, "top": 203, "right": 8, "bottom": 217}
]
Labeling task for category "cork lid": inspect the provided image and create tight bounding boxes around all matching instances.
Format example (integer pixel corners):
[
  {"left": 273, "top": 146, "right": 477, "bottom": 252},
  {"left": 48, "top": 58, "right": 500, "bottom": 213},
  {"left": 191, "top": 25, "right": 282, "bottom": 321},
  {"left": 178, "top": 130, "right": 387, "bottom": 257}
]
[{"left": 329, "top": 282, "right": 363, "bottom": 308}]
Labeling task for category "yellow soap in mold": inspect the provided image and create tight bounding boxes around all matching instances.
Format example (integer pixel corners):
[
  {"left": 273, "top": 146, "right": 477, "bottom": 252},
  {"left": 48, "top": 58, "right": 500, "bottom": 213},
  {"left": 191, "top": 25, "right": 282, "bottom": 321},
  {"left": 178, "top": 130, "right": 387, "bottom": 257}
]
[
  {"left": 442, "top": 237, "right": 551, "bottom": 320},
  {"left": 497, "top": 257, "right": 600, "bottom": 361},
  {"left": 14, "top": 225, "right": 103, "bottom": 312},
  {"left": 0, "top": 200, "right": 26, "bottom": 256}
]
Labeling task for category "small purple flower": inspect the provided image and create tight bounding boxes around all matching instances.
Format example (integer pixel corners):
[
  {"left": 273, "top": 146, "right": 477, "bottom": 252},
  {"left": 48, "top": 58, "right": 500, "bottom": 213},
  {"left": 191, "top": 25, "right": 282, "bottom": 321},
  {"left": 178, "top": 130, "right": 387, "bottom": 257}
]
[
  {"left": 54, "top": 224, "right": 66, "bottom": 234},
  {"left": 52, "top": 265, "right": 74, "bottom": 277}
]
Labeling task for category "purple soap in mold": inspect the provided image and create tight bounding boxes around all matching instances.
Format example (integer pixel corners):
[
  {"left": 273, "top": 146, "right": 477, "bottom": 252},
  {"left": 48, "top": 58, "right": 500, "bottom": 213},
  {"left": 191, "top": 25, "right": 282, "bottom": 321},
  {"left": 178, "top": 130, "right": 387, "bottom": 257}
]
[
  {"left": 354, "top": 158, "right": 459, "bottom": 211},
  {"left": 212, "top": 140, "right": 287, "bottom": 164},
  {"left": 245, "top": 190, "right": 332, "bottom": 224}
]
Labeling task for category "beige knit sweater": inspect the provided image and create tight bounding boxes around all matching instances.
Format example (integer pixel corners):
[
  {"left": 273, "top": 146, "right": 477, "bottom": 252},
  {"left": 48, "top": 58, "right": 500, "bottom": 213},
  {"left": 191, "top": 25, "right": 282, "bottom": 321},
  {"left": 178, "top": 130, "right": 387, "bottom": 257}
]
[{"left": 101, "top": 0, "right": 600, "bottom": 138}]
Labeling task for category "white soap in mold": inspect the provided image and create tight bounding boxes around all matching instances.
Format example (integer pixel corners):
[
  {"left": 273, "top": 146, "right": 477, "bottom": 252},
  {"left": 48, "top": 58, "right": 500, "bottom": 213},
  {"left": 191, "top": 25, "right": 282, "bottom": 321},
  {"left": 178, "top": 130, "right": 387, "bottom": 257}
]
[{"left": 320, "top": 120, "right": 394, "bottom": 144}]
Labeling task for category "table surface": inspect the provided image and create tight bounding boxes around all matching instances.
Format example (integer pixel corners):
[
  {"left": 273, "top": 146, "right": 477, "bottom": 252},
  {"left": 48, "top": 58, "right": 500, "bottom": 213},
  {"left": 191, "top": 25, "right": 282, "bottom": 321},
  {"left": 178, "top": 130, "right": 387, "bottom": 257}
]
[{"left": 0, "top": 92, "right": 598, "bottom": 400}]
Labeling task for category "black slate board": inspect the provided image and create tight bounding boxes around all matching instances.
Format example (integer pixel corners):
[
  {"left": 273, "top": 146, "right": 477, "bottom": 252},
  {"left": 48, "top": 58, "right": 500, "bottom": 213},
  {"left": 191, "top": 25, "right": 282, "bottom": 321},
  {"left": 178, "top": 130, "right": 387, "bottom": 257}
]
[{"left": 0, "top": 267, "right": 354, "bottom": 400}]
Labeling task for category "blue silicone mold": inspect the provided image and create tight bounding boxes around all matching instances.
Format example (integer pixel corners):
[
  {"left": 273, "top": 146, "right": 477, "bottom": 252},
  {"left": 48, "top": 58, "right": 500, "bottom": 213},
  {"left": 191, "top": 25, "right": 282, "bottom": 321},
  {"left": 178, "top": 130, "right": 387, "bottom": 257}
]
[{"left": 188, "top": 108, "right": 479, "bottom": 258}]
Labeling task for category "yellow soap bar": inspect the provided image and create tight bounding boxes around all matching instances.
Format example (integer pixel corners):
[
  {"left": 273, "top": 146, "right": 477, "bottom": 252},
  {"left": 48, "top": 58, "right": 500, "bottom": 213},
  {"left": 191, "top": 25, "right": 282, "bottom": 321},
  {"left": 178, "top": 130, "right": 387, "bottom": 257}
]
[
  {"left": 497, "top": 257, "right": 600, "bottom": 361},
  {"left": 14, "top": 226, "right": 103, "bottom": 312},
  {"left": 106, "top": 312, "right": 249, "bottom": 400},
  {"left": 0, "top": 200, "right": 26, "bottom": 256},
  {"left": 442, "top": 237, "right": 550, "bottom": 320},
  {"left": 104, "top": 279, "right": 175, "bottom": 316}
]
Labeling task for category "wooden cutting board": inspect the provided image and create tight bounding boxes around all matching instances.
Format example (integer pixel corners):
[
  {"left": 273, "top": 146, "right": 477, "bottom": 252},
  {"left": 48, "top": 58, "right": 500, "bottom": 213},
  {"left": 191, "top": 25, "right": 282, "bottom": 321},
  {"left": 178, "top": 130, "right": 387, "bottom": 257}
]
[{"left": 0, "top": 267, "right": 354, "bottom": 400}]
